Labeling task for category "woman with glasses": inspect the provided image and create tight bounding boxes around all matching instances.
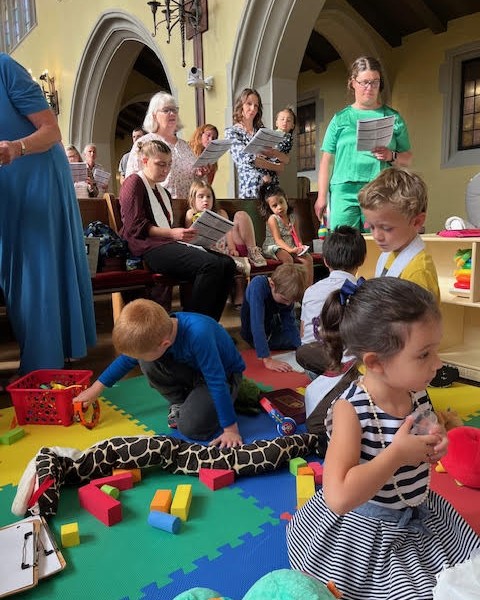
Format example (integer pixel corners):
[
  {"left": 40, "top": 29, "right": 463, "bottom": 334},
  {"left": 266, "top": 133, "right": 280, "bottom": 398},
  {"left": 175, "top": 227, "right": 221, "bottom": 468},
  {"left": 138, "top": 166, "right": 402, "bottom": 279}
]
[
  {"left": 125, "top": 91, "right": 196, "bottom": 199},
  {"left": 314, "top": 56, "right": 412, "bottom": 231}
]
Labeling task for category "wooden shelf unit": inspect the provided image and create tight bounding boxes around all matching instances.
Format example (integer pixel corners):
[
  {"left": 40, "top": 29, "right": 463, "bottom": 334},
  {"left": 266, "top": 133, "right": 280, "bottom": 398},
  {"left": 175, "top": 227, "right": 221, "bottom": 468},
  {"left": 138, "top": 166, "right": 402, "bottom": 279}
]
[{"left": 358, "top": 235, "right": 480, "bottom": 382}]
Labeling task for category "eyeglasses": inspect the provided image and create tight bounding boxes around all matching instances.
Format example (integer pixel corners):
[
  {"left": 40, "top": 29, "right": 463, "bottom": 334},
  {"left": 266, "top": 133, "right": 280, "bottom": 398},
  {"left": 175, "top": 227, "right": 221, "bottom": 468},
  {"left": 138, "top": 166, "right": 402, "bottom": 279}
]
[
  {"left": 355, "top": 79, "right": 381, "bottom": 89},
  {"left": 158, "top": 107, "right": 179, "bottom": 115}
]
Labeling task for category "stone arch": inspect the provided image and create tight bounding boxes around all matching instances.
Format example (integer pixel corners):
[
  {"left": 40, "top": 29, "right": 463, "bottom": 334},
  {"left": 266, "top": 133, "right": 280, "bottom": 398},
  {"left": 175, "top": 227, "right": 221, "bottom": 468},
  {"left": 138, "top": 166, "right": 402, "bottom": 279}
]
[{"left": 69, "top": 10, "right": 172, "bottom": 177}]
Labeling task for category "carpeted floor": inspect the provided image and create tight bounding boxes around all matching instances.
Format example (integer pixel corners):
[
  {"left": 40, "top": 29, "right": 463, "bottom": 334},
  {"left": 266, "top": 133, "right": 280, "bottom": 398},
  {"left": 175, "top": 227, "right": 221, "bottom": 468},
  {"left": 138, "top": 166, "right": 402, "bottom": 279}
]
[{"left": 0, "top": 354, "right": 479, "bottom": 600}]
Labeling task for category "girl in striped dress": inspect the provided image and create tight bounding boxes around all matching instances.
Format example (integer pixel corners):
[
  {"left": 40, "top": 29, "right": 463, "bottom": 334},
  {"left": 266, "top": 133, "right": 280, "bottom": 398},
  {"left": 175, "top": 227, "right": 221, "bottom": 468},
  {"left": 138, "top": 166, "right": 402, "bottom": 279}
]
[{"left": 287, "top": 277, "right": 480, "bottom": 600}]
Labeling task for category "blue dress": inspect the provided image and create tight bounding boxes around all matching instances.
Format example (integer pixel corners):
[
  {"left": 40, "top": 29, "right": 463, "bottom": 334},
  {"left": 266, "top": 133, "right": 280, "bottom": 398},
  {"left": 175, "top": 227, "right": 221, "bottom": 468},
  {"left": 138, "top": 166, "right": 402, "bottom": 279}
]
[{"left": 0, "top": 54, "right": 96, "bottom": 373}]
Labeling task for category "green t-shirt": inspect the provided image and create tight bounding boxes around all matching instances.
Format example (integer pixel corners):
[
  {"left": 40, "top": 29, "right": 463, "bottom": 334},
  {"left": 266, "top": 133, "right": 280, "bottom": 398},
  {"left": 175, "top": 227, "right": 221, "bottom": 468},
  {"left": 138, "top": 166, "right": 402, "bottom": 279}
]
[{"left": 321, "top": 105, "right": 411, "bottom": 185}]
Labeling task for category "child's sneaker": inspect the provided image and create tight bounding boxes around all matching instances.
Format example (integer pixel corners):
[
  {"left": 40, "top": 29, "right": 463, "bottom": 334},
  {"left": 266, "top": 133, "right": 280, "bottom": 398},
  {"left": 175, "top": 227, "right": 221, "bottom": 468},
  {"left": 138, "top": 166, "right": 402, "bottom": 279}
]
[
  {"left": 167, "top": 403, "right": 181, "bottom": 428},
  {"left": 247, "top": 246, "right": 267, "bottom": 267},
  {"left": 233, "top": 256, "right": 251, "bottom": 277}
]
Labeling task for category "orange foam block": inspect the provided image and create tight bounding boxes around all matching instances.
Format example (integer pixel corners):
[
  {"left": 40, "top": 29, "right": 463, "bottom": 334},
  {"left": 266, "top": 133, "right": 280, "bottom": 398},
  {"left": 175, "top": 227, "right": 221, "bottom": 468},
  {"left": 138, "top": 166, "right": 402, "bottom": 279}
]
[
  {"left": 308, "top": 461, "right": 324, "bottom": 485},
  {"left": 78, "top": 483, "right": 122, "bottom": 526},
  {"left": 199, "top": 468, "right": 235, "bottom": 491},
  {"left": 90, "top": 472, "right": 133, "bottom": 491},
  {"left": 297, "top": 466, "right": 314, "bottom": 477},
  {"left": 150, "top": 489, "right": 173, "bottom": 513},
  {"left": 113, "top": 468, "right": 142, "bottom": 483}
]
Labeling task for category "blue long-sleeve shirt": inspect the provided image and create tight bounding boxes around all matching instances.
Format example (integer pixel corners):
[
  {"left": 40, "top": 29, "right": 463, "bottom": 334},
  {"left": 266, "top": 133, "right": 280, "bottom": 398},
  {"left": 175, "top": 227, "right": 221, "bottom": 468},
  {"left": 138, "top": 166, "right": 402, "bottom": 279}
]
[
  {"left": 99, "top": 312, "right": 245, "bottom": 428},
  {"left": 240, "top": 275, "right": 300, "bottom": 358}
]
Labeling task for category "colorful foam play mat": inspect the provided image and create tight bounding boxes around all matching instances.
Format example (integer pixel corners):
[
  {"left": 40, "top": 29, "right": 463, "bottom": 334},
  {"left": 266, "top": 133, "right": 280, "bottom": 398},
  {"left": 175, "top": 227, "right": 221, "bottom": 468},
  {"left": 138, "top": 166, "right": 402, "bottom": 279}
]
[{"left": 0, "top": 352, "right": 479, "bottom": 599}]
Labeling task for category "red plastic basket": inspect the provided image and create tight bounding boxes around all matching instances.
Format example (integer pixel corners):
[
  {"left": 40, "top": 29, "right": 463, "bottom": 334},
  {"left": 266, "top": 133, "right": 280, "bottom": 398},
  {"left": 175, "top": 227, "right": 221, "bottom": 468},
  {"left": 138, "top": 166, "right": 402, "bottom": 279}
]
[{"left": 6, "top": 369, "right": 93, "bottom": 426}]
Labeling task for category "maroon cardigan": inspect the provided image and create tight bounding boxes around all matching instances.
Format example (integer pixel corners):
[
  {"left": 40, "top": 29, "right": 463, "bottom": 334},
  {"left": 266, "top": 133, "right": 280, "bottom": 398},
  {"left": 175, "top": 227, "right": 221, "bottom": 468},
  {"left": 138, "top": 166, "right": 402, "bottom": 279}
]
[{"left": 119, "top": 173, "right": 174, "bottom": 257}]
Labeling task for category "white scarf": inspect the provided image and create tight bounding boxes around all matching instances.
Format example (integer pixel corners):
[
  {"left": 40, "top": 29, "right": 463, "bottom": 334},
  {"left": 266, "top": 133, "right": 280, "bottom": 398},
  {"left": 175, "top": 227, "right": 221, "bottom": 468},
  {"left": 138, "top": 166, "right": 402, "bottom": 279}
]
[
  {"left": 375, "top": 234, "right": 425, "bottom": 278},
  {"left": 138, "top": 170, "right": 173, "bottom": 228}
]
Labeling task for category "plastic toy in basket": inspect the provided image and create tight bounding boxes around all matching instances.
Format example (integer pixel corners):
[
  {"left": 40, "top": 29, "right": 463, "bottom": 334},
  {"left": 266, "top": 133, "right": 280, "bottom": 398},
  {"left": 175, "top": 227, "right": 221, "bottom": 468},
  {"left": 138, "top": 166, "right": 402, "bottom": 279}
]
[{"left": 6, "top": 369, "right": 93, "bottom": 426}]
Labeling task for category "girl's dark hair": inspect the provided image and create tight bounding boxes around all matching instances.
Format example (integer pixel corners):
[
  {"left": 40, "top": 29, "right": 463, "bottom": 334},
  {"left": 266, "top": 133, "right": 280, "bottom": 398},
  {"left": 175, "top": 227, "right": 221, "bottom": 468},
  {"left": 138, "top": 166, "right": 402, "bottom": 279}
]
[
  {"left": 320, "top": 277, "right": 441, "bottom": 370},
  {"left": 233, "top": 88, "right": 264, "bottom": 129},
  {"left": 323, "top": 226, "right": 367, "bottom": 271},
  {"left": 257, "top": 182, "right": 292, "bottom": 220}
]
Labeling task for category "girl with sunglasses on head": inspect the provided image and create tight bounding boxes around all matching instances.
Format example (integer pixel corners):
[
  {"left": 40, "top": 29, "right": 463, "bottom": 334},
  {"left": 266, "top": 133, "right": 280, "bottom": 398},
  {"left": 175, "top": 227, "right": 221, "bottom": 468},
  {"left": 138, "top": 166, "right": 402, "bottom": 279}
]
[{"left": 314, "top": 56, "right": 412, "bottom": 232}]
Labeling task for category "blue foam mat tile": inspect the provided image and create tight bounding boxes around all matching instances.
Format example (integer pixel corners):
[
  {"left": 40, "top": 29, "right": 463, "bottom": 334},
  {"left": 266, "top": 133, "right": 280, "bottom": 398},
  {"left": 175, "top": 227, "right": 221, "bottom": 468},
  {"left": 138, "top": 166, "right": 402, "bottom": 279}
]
[{"left": 139, "top": 521, "right": 289, "bottom": 600}]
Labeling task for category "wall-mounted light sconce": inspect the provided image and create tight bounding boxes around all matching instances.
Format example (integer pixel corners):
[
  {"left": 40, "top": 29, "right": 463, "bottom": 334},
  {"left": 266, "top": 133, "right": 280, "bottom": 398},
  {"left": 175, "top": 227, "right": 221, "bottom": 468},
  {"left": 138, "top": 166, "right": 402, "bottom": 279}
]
[
  {"left": 39, "top": 70, "right": 59, "bottom": 115},
  {"left": 147, "top": 0, "right": 208, "bottom": 68}
]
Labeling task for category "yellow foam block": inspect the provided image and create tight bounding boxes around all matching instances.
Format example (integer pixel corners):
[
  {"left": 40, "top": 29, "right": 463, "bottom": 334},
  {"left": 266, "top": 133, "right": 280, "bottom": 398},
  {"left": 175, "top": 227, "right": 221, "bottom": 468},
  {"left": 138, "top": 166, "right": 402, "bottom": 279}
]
[
  {"left": 296, "top": 474, "right": 315, "bottom": 508},
  {"left": 150, "top": 489, "right": 173, "bottom": 513},
  {"left": 170, "top": 484, "right": 192, "bottom": 521},
  {"left": 61, "top": 522, "right": 80, "bottom": 547}
]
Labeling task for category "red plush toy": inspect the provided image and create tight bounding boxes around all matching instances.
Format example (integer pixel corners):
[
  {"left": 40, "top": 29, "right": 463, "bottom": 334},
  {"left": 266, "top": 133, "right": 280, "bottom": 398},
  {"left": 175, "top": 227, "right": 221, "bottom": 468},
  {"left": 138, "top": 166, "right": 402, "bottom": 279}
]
[{"left": 436, "top": 426, "right": 480, "bottom": 488}]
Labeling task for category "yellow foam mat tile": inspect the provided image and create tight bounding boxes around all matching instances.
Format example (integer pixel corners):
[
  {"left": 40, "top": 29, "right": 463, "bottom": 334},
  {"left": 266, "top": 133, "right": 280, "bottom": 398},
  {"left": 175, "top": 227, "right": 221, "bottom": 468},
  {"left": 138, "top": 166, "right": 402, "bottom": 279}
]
[
  {"left": 0, "top": 399, "right": 154, "bottom": 488},
  {"left": 428, "top": 382, "right": 480, "bottom": 421}
]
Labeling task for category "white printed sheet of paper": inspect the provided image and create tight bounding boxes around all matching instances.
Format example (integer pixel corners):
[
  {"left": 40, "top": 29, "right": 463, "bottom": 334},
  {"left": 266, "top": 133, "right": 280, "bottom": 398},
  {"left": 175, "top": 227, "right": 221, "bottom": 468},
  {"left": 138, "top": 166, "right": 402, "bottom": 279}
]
[
  {"left": 356, "top": 115, "right": 395, "bottom": 151},
  {"left": 192, "top": 139, "right": 233, "bottom": 168},
  {"left": 69, "top": 162, "right": 88, "bottom": 183},
  {"left": 93, "top": 167, "right": 111, "bottom": 187},
  {"left": 243, "top": 127, "right": 285, "bottom": 156},
  {"left": 190, "top": 209, "right": 234, "bottom": 249}
]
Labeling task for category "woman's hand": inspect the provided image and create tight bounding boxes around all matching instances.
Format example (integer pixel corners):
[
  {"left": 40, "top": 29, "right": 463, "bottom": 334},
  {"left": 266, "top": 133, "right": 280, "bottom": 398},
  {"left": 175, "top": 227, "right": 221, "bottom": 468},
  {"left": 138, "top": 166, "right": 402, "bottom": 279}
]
[
  {"left": 0, "top": 140, "right": 21, "bottom": 165},
  {"left": 170, "top": 227, "right": 198, "bottom": 242},
  {"left": 314, "top": 194, "right": 327, "bottom": 221},
  {"left": 371, "top": 146, "right": 393, "bottom": 162}
]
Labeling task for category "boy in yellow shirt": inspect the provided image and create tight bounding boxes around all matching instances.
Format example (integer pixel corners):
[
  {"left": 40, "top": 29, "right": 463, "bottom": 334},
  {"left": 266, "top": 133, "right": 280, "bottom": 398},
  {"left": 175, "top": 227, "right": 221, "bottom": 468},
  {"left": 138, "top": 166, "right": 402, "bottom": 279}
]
[{"left": 359, "top": 167, "right": 457, "bottom": 386}]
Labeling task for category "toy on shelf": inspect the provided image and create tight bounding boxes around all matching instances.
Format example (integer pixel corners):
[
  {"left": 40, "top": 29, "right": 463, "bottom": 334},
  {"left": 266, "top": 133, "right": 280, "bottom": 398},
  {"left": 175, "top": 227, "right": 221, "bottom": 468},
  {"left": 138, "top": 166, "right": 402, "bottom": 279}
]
[
  {"left": 451, "top": 248, "right": 472, "bottom": 297},
  {"left": 260, "top": 397, "right": 297, "bottom": 436}
]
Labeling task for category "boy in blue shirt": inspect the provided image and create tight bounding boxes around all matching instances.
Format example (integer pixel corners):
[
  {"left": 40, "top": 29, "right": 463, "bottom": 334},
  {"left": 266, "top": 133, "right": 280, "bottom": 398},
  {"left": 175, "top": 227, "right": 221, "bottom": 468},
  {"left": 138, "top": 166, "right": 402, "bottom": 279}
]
[
  {"left": 240, "top": 264, "right": 306, "bottom": 372},
  {"left": 74, "top": 299, "right": 246, "bottom": 448}
]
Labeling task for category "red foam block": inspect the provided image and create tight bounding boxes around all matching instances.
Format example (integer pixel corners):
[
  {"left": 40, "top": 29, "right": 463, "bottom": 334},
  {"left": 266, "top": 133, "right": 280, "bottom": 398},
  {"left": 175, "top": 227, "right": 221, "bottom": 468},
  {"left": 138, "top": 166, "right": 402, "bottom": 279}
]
[
  {"left": 90, "top": 472, "right": 133, "bottom": 491},
  {"left": 199, "top": 467, "right": 235, "bottom": 491},
  {"left": 78, "top": 483, "right": 122, "bottom": 526}
]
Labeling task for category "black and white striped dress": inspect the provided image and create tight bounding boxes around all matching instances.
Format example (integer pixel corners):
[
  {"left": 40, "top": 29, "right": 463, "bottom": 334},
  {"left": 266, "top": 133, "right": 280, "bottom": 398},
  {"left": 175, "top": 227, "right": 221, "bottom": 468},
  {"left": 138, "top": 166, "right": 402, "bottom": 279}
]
[{"left": 286, "top": 381, "right": 480, "bottom": 600}]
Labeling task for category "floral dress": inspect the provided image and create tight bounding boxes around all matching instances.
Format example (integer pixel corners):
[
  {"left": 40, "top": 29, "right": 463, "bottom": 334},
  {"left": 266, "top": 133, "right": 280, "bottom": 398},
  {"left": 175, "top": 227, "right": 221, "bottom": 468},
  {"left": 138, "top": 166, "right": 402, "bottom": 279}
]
[{"left": 225, "top": 124, "right": 267, "bottom": 199}]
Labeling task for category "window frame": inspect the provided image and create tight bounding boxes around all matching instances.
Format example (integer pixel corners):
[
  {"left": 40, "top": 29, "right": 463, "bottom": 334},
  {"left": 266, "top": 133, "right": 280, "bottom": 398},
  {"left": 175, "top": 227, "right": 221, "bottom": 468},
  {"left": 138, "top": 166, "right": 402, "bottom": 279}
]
[
  {"left": 440, "top": 41, "right": 480, "bottom": 168},
  {"left": 0, "top": 0, "right": 36, "bottom": 54},
  {"left": 296, "top": 100, "right": 317, "bottom": 172}
]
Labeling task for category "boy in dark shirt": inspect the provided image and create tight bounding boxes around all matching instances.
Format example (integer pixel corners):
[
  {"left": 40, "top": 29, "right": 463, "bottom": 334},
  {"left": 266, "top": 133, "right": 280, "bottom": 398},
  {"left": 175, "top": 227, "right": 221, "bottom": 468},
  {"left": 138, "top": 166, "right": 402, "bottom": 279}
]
[{"left": 240, "top": 264, "right": 306, "bottom": 372}]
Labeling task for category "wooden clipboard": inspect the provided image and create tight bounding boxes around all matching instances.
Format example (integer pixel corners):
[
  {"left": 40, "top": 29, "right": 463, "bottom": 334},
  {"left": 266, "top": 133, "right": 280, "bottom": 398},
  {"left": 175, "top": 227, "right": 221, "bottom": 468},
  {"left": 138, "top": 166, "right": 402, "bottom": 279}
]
[
  {"left": 19, "top": 516, "right": 66, "bottom": 579},
  {"left": 0, "top": 519, "right": 40, "bottom": 597}
]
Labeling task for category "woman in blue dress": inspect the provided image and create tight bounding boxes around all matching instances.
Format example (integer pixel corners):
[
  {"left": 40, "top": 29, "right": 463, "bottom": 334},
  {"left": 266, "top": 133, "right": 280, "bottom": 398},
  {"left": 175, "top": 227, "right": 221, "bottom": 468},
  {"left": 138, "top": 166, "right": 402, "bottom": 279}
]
[{"left": 0, "top": 54, "right": 96, "bottom": 374}]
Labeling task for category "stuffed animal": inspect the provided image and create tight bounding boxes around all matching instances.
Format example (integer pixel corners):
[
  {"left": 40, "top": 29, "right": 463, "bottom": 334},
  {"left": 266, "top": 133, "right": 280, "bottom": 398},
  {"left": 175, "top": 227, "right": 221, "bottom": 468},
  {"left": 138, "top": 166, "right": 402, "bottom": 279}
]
[
  {"left": 171, "top": 569, "right": 342, "bottom": 600},
  {"left": 435, "top": 408, "right": 463, "bottom": 431},
  {"left": 436, "top": 426, "right": 480, "bottom": 488}
]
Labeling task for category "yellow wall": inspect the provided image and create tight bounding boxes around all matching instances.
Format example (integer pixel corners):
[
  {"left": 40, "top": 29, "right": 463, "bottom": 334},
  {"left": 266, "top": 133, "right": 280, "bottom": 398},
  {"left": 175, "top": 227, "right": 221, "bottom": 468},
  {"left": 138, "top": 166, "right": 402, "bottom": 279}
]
[
  {"left": 11, "top": 1, "right": 245, "bottom": 195},
  {"left": 11, "top": 4, "right": 480, "bottom": 223},
  {"left": 298, "top": 13, "right": 480, "bottom": 232}
]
